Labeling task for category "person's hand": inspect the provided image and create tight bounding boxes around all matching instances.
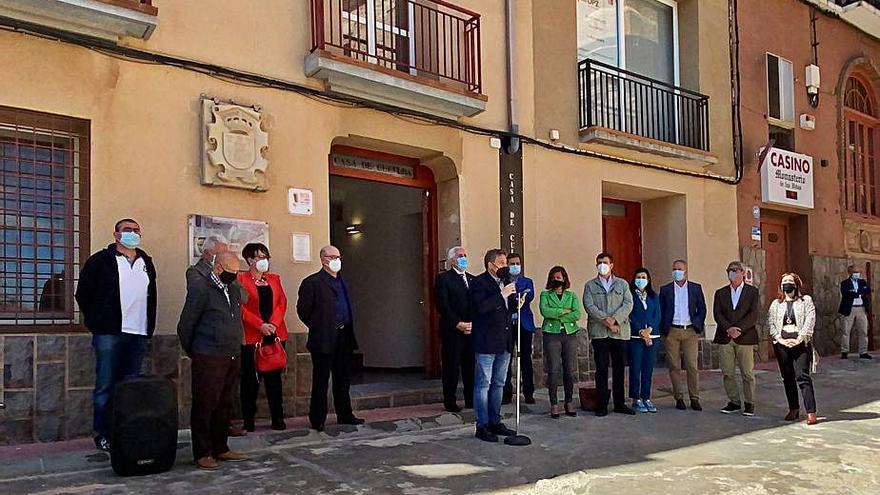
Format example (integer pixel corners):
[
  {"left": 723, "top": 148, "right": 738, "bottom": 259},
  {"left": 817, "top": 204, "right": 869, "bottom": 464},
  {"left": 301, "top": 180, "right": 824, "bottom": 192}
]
[
  {"left": 562, "top": 308, "right": 572, "bottom": 315},
  {"left": 603, "top": 317, "right": 616, "bottom": 328},
  {"left": 456, "top": 322, "right": 472, "bottom": 334},
  {"left": 645, "top": 337, "right": 653, "bottom": 347},
  {"left": 501, "top": 283, "right": 516, "bottom": 299},
  {"left": 610, "top": 324, "right": 620, "bottom": 334},
  {"left": 517, "top": 294, "right": 526, "bottom": 309},
  {"left": 730, "top": 328, "right": 742, "bottom": 339},
  {"left": 260, "top": 323, "right": 276, "bottom": 336},
  {"left": 785, "top": 338, "right": 799, "bottom": 348}
]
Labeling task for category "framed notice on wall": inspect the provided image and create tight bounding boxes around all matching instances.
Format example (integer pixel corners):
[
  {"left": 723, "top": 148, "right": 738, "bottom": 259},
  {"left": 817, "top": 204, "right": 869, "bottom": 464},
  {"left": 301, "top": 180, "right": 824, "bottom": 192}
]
[{"left": 188, "top": 215, "right": 269, "bottom": 266}]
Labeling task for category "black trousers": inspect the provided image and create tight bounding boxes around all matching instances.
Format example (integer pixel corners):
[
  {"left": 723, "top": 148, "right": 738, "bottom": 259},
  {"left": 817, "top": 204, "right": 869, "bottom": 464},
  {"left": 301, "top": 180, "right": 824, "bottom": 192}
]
[
  {"left": 504, "top": 329, "right": 535, "bottom": 399},
  {"left": 191, "top": 353, "right": 239, "bottom": 460},
  {"left": 592, "top": 337, "right": 626, "bottom": 410},
  {"left": 240, "top": 340, "right": 286, "bottom": 424},
  {"left": 441, "top": 329, "right": 475, "bottom": 407},
  {"left": 773, "top": 342, "right": 817, "bottom": 413},
  {"left": 309, "top": 334, "right": 355, "bottom": 427}
]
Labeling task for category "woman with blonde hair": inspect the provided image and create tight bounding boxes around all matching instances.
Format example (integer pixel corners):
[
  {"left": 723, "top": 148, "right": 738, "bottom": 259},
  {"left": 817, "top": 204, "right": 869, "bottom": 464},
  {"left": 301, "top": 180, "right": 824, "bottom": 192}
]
[{"left": 767, "top": 272, "right": 818, "bottom": 425}]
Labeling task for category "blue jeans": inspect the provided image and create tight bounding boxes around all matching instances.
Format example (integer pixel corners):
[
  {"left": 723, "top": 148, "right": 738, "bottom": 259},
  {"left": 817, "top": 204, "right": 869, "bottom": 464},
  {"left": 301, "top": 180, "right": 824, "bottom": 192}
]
[
  {"left": 628, "top": 338, "right": 658, "bottom": 400},
  {"left": 92, "top": 333, "right": 148, "bottom": 437},
  {"left": 473, "top": 352, "right": 510, "bottom": 429}
]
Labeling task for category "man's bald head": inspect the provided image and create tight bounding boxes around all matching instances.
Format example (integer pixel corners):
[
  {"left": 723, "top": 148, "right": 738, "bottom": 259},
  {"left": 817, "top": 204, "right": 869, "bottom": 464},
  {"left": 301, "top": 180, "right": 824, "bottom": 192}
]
[{"left": 214, "top": 252, "right": 240, "bottom": 274}]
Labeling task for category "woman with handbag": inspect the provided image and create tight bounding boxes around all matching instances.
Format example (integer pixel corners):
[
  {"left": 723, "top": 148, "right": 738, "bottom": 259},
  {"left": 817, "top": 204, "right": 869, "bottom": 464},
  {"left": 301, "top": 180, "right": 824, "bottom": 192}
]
[
  {"left": 238, "top": 242, "right": 289, "bottom": 431},
  {"left": 767, "top": 272, "right": 818, "bottom": 425}
]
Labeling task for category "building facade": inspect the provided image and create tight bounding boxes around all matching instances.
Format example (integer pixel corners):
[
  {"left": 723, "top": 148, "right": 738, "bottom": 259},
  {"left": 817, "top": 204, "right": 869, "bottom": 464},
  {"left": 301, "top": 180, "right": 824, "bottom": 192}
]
[
  {"left": 0, "top": 0, "right": 738, "bottom": 444},
  {"left": 735, "top": 0, "right": 880, "bottom": 358}
]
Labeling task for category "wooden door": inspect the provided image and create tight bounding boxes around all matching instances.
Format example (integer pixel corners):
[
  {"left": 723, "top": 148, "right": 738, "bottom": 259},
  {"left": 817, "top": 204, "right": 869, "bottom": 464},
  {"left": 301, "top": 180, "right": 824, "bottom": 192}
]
[
  {"left": 602, "top": 199, "right": 642, "bottom": 281},
  {"left": 761, "top": 219, "right": 789, "bottom": 295}
]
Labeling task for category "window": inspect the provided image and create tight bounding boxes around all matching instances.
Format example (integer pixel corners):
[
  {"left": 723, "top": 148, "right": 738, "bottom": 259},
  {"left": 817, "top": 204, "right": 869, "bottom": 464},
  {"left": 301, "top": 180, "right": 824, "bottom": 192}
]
[
  {"left": 769, "top": 125, "right": 795, "bottom": 152},
  {"left": 767, "top": 53, "right": 795, "bottom": 126},
  {"left": 0, "top": 107, "right": 89, "bottom": 331},
  {"left": 842, "top": 73, "right": 879, "bottom": 217},
  {"left": 577, "top": 0, "right": 679, "bottom": 85}
]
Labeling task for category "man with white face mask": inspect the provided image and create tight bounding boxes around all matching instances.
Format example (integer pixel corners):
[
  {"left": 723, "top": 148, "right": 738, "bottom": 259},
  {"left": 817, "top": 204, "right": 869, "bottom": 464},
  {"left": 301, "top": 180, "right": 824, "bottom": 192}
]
[
  {"left": 583, "top": 252, "right": 634, "bottom": 416},
  {"left": 297, "top": 245, "right": 364, "bottom": 431},
  {"left": 76, "top": 219, "right": 157, "bottom": 452}
]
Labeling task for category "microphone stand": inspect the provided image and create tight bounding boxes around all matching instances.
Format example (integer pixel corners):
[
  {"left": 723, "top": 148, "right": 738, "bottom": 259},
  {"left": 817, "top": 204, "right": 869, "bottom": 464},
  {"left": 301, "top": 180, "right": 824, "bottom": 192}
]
[{"left": 505, "top": 291, "right": 531, "bottom": 446}]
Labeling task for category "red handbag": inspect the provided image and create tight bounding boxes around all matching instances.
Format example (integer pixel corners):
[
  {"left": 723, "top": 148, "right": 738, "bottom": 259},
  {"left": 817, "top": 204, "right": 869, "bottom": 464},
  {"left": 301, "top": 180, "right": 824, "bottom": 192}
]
[{"left": 254, "top": 337, "right": 287, "bottom": 373}]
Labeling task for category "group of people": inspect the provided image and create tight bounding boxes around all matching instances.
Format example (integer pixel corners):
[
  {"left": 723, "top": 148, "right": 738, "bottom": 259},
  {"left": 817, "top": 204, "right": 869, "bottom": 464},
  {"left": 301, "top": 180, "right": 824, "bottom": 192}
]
[
  {"left": 74, "top": 218, "right": 872, "bottom": 462},
  {"left": 76, "top": 219, "right": 364, "bottom": 470},
  {"left": 435, "top": 247, "right": 864, "bottom": 443}
]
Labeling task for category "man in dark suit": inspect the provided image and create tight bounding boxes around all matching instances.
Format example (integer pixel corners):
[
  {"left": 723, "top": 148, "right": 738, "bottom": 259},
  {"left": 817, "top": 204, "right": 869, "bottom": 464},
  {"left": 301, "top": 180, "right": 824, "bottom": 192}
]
[
  {"left": 435, "top": 246, "right": 476, "bottom": 412},
  {"left": 713, "top": 261, "right": 761, "bottom": 416},
  {"left": 469, "top": 249, "right": 518, "bottom": 443},
  {"left": 296, "top": 245, "right": 365, "bottom": 431},
  {"left": 659, "top": 259, "right": 707, "bottom": 411},
  {"left": 838, "top": 264, "right": 872, "bottom": 360}
]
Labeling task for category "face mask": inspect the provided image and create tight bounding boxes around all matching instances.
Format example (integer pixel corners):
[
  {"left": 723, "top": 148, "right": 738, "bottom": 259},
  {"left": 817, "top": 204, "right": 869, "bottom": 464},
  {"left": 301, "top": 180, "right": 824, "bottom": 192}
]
[
  {"left": 728, "top": 270, "right": 739, "bottom": 282},
  {"left": 634, "top": 278, "right": 648, "bottom": 290},
  {"left": 782, "top": 283, "right": 796, "bottom": 294},
  {"left": 219, "top": 270, "right": 238, "bottom": 285},
  {"left": 496, "top": 266, "right": 511, "bottom": 281},
  {"left": 597, "top": 263, "right": 611, "bottom": 276},
  {"left": 551, "top": 279, "right": 564, "bottom": 289},
  {"left": 119, "top": 232, "right": 140, "bottom": 249},
  {"left": 255, "top": 259, "right": 270, "bottom": 273},
  {"left": 456, "top": 257, "right": 468, "bottom": 270},
  {"left": 672, "top": 270, "right": 686, "bottom": 282},
  {"left": 509, "top": 264, "right": 521, "bottom": 277},
  {"left": 328, "top": 258, "right": 342, "bottom": 273},
  {"left": 852, "top": 273, "right": 862, "bottom": 280}
]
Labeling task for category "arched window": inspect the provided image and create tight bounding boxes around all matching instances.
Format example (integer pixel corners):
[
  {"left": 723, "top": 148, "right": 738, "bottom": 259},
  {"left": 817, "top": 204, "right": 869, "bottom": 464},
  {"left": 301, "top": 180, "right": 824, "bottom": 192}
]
[{"left": 842, "top": 72, "right": 879, "bottom": 217}]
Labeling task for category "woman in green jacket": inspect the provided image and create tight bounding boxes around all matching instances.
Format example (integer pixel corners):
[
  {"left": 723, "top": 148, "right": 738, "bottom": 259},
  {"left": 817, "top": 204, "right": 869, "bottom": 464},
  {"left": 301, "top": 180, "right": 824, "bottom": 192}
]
[{"left": 540, "top": 266, "right": 582, "bottom": 418}]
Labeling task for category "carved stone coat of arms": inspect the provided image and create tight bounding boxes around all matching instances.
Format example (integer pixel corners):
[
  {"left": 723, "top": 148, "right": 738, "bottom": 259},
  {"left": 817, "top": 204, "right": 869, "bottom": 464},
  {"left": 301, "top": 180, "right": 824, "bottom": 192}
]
[{"left": 201, "top": 99, "right": 269, "bottom": 191}]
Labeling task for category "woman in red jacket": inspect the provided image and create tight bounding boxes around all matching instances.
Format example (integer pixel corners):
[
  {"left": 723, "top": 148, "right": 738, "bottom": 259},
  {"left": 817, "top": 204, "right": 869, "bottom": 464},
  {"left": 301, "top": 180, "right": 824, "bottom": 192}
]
[{"left": 238, "top": 243, "right": 289, "bottom": 431}]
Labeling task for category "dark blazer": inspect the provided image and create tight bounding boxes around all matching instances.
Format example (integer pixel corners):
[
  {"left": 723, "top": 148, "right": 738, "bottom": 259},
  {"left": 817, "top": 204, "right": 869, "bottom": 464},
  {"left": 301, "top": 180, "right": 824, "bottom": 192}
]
[
  {"left": 712, "top": 284, "right": 761, "bottom": 345},
  {"left": 514, "top": 276, "right": 536, "bottom": 332},
  {"left": 469, "top": 272, "right": 515, "bottom": 354},
  {"left": 176, "top": 266, "right": 243, "bottom": 357},
  {"left": 658, "top": 281, "right": 707, "bottom": 335},
  {"left": 75, "top": 243, "right": 157, "bottom": 337},
  {"left": 435, "top": 269, "right": 475, "bottom": 335},
  {"left": 296, "top": 270, "right": 357, "bottom": 355},
  {"left": 630, "top": 291, "right": 661, "bottom": 338},
  {"left": 838, "top": 277, "right": 872, "bottom": 316}
]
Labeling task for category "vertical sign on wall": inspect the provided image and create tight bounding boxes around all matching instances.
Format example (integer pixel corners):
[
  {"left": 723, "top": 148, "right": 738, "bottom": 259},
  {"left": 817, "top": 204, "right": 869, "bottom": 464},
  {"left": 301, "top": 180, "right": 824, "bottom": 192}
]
[{"left": 500, "top": 142, "right": 524, "bottom": 256}]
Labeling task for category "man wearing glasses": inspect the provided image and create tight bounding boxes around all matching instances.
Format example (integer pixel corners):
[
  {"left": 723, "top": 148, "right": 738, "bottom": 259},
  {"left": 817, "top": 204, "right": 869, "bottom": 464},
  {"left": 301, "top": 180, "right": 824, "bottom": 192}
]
[
  {"left": 713, "top": 261, "right": 761, "bottom": 416},
  {"left": 76, "top": 219, "right": 157, "bottom": 452},
  {"left": 297, "top": 245, "right": 364, "bottom": 431}
]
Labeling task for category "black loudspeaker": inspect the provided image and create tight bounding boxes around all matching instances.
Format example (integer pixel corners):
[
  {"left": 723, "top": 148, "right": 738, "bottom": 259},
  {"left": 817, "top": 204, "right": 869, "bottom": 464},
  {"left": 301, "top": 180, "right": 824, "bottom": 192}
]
[{"left": 111, "top": 375, "right": 178, "bottom": 477}]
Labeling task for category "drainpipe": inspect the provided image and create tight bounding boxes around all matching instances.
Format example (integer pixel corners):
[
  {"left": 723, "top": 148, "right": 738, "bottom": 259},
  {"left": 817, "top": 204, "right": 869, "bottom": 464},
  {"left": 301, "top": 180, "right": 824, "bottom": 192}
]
[{"left": 505, "top": 0, "right": 520, "bottom": 153}]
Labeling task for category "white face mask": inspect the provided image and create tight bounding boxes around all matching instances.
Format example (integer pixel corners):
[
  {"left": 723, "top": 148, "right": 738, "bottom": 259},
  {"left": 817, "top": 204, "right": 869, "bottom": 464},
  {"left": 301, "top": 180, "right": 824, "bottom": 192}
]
[
  {"left": 328, "top": 258, "right": 342, "bottom": 273},
  {"left": 597, "top": 263, "right": 611, "bottom": 276},
  {"left": 255, "top": 259, "right": 270, "bottom": 273}
]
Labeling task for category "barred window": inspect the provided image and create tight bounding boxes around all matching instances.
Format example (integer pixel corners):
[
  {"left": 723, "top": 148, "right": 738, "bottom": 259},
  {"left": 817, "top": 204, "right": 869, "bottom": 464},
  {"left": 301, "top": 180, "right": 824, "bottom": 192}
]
[
  {"left": 0, "top": 106, "right": 89, "bottom": 331},
  {"left": 842, "top": 74, "right": 879, "bottom": 218}
]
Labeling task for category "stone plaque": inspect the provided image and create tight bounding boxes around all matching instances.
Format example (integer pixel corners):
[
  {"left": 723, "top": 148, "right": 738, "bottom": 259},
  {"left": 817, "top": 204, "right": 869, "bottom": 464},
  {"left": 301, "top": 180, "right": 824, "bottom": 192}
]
[{"left": 201, "top": 99, "right": 269, "bottom": 191}]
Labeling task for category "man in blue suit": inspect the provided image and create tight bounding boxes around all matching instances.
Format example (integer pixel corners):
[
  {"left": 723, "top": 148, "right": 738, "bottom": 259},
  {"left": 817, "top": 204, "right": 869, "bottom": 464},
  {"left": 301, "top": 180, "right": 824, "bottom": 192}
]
[
  {"left": 838, "top": 264, "right": 872, "bottom": 360},
  {"left": 503, "top": 253, "right": 536, "bottom": 405},
  {"left": 659, "top": 259, "right": 707, "bottom": 411}
]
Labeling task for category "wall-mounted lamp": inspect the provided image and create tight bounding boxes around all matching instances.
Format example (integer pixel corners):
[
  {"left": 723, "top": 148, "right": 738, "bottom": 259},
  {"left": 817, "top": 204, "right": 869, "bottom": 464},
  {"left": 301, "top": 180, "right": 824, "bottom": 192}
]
[
  {"left": 345, "top": 224, "right": 363, "bottom": 235},
  {"left": 806, "top": 64, "right": 820, "bottom": 108}
]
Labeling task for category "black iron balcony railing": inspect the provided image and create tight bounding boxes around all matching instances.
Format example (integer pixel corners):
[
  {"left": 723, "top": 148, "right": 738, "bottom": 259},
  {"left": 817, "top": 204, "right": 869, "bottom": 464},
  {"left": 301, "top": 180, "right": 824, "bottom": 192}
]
[
  {"left": 578, "top": 59, "right": 710, "bottom": 152},
  {"left": 310, "top": 0, "right": 482, "bottom": 93}
]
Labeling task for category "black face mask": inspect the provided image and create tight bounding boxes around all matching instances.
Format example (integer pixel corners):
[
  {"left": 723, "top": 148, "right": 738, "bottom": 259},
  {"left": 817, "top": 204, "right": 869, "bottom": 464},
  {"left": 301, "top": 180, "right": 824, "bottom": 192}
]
[
  {"left": 496, "top": 266, "right": 511, "bottom": 282},
  {"left": 550, "top": 279, "right": 565, "bottom": 289},
  {"left": 219, "top": 270, "right": 238, "bottom": 285},
  {"left": 782, "top": 283, "right": 796, "bottom": 295}
]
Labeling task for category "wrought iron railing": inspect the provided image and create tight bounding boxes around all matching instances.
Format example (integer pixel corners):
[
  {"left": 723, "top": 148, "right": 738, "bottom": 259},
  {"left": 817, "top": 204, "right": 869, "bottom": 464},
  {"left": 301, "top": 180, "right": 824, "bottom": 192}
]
[
  {"left": 578, "top": 59, "right": 711, "bottom": 152},
  {"left": 310, "top": 0, "right": 482, "bottom": 93}
]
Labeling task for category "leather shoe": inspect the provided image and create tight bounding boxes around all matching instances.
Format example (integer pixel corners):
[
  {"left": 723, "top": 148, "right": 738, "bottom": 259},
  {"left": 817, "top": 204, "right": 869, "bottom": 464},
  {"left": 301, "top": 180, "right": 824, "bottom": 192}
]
[
  {"left": 690, "top": 399, "right": 703, "bottom": 411},
  {"left": 614, "top": 405, "right": 637, "bottom": 415},
  {"left": 550, "top": 404, "right": 560, "bottom": 419},
  {"left": 860, "top": 353, "right": 873, "bottom": 360},
  {"left": 675, "top": 399, "right": 687, "bottom": 410},
  {"left": 595, "top": 408, "right": 609, "bottom": 417},
  {"left": 564, "top": 402, "right": 577, "bottom": 417},
  {"left": 444, "top": 403, "right": 462, "bottom": 413},
  {"left": 524, "top": 396, "right": 536, "bottom": 405},
  {"left": 216, "top": 450, "right": 248, "bottom": 462},
  {"left": 338, "top": 416, "right": 365, "bottom": 426},
  {"left": 242, "top": 419, "right": 255, "bottom": 433},
  {"left": 489, "top": 422, "right": 516, "bottom": 436},
  {"left": 195, "top": 456, "right": 219, "bottom": 470},
  {"left": 271, "top": 419, "right": 287, "bottom": 431},
  {"left": 784, "top": 409, "right": 800, "bottom": 421},
  {"left": 806, "top": 412, "right": 818, "bottom": 425},
  {"left": 475, "top": 427, "right": 499, "bottom": 442}
]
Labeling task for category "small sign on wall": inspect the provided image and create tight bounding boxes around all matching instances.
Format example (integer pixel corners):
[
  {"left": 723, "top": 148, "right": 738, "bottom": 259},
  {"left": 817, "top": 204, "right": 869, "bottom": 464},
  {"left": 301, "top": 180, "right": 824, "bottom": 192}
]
[
  {"left": 760, "top": 147, "right": 814, "bottom": 209},
  {"left": 288, "top": 188, "right": 313, "bottom": 216},
  {"left": 292, "top": 233, "right": 311, "bottom": 263}
]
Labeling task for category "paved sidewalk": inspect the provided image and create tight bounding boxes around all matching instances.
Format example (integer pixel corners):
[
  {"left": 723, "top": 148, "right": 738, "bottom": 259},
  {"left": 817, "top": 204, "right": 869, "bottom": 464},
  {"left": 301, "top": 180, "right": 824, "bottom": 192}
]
[{"left": 1, "top": 358, "right": 879, "bottom": 494}]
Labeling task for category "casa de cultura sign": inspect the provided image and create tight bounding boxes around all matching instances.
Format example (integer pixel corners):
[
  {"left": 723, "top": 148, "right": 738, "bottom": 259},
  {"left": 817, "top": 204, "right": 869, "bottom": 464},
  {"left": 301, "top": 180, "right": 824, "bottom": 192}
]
[{"left": 201, "top": 99, "right": 269, "bottom": 191}]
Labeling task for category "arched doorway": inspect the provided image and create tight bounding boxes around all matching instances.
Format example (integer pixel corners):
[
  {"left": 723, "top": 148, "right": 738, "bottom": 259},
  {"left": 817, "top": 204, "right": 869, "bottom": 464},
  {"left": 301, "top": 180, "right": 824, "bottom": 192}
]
[
  {"left": 841, "top": 72, "right": 879, "bottom": 217},
  {"left": 328, "top": 145, "right": 441, "bottom": 382}
]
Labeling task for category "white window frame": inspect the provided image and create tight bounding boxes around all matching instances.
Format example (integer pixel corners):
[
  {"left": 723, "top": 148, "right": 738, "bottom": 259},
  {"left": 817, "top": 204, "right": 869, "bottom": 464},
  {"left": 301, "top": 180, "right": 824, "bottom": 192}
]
[
  {"left": 341, "top": 0, "right": 416, "bottom": 73},
  {"left": 766, "top": 52, "right": 796, "bottom": 129},
  {"left": 617, "top": 0, "right": 680, "bottom": 87}
]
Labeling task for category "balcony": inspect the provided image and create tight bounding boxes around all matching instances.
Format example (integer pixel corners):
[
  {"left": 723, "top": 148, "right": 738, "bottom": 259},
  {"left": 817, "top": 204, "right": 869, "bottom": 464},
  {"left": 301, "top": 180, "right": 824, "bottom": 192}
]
[
  {"left": 578, "top": 59, "right": 716, "bottom": 165},
  {"left": 0, "top": 0, "right": 157, "bottom": 41},
  {"left": 306, "top": 0, "right": 486, "bottom": 119}
]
